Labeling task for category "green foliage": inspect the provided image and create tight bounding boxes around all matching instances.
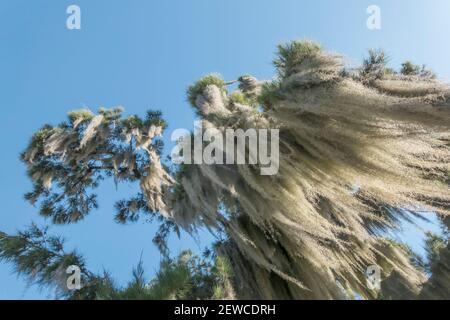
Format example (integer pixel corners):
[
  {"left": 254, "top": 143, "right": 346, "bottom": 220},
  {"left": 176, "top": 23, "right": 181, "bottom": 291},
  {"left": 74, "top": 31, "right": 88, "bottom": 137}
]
[
  {"left": 29, "top": 125, "right": 61, "bottom": 149},
  {"left": 98, "top": 106, "right": 125, "bottom": 121},
  {"left": 0, "top": 225, "right": 234, "bottom": 300},
  {"left": 274, "top": 40, "right": 322, "bottom": 78},
  {"left": 121, "top": 115, "right": 144, "bottom": 129},
  {"left": 114, "top": 193, "right": 155, "bottom": 224},
  {"left": 384, "top": 67, "right": 397, "bottom": 76},
  {"left": 106, "top": 251, "right": 233, "bottom": 300},
  {"left": 400, "top": 61, "right": 436, "bottom": 79},
  {"left": 144, "top": 253, "right": 193, "bottom": 299},
  {"left": 67, "top": 109, "right": 95, "bottom": 124},
  {"left": 257, "top": 81, "right": 282, "bottom": 111},
  {"left": 144, "top": 110, "right": 168, "bottom": 129},
  {"left": 400, "top": 61, "right": 421, "bottom": 76},
  {"left": 169, "top": 162, "right": 191, "bottom": 202},
  {"left": 424, "top": 231, "right": 447, "bottom": 272},
  {"left": 21, "top": 108, "right": 166, "bottom": 225},
  {"left": 152, "top": 221, "right": 180, "bottom": 258},
  {"left": 213, "top": 255, "right": 232, "bottom": 281},
  {"left": 119, "top": 111, "right": 167, "bottom": 135},
  {"left": 229, "top": 91, "right": 256, "bottom": 107},
  {"left": 359, "top": 54, "right": 436, "bottom": 81},
  {"left": 229, "top": 92, "right": 248, "bottom": 105},
  {"left": 360, "top": 49, "right": 388, "bottom": 80},
  {"left": 187, "top": 74, "right": 226, "bottom": 107},
  {"left": 0, "top": 224, "right": 90, "bottom": 298},
  {"left": 211, "top": 255, "right": 233, "bottom": 299},
  {"left": 12, "top": 42, "right": 450, "bottom": 300}
]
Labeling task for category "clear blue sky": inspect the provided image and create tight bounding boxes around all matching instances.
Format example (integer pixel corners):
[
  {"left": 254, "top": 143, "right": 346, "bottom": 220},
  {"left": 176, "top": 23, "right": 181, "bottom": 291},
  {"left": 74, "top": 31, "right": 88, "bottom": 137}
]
[{"left": 1, "top": 0, "right": 449, "bottom": 299}]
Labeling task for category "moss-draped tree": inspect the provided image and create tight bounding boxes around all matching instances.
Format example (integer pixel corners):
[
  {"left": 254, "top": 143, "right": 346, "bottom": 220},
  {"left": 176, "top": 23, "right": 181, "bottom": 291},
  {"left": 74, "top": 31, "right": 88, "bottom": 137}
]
[{"left": 1, "top": 41, "right": 449, "bottom": 299}]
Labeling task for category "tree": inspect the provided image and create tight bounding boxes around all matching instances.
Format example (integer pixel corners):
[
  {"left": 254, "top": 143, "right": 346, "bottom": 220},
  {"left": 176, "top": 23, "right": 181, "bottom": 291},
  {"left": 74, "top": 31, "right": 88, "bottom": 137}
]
[
  {"left": 400, "top": 61, "right": 436, "bottom": 79},
  {"left": 1, "top": 40, "right": 449, "bottom": 299},
  {"left": 0, "top": 224, "right": 234, "bottom": 300}
]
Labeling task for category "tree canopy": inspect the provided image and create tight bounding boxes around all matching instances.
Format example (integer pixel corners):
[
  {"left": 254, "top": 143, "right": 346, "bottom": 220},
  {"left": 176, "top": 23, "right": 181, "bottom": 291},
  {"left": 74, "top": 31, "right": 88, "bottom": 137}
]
[{"left": 1, "top": 40, "right": 449, "bottom": 299}]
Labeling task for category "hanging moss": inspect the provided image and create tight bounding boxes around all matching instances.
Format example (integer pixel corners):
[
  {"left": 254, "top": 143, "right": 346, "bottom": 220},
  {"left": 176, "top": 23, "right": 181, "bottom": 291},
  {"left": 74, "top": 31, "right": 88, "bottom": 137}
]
[
  {"left": 187, "top": 74, "right": 226, "bottom": 107},
  {"left": 8, "top": 41, "right": 450, "bottom": 300}
]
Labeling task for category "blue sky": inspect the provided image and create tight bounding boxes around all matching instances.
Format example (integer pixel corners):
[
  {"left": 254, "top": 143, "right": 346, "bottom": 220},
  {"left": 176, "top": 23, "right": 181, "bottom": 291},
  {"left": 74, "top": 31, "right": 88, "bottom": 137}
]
[{"left": 1, "top": 0, "right": 449, "bottom": 299}]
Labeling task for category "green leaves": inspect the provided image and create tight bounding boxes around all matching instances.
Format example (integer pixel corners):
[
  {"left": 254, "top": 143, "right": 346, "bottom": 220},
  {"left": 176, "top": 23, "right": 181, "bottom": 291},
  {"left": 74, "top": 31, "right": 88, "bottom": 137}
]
[
  {"left": 67, "top": 108, "right": 95, "bottom": 125},
  {"left": 360, "top": 48, "right": 388, "bottom": 81},
  {"left": 424, "top": 231, "right": 447, "bottom": 272},
  {"left": 257, "top": 81, "right": 282, "bottom": 111},
  {"left": 400, "top": 61, "right": 422, "bottom": 76},
  {"left": 21, "top": 107, "right": 167, "bottom": 225},
  {"left": 274, "top": 40, "right": 322, "bottom": 78},
  {"left": 0, "top": 224, "right": 89, "bottom": 298},
  {"left": 187, "top": 74, "right": 226, "bottom": 107},
  {"left": 400, "top": 61, "right": 436, "bottom": 79},
  {"left": 0, "top": 225, "right": 234, "bottom": 300}
]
